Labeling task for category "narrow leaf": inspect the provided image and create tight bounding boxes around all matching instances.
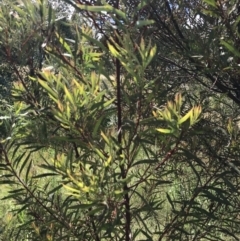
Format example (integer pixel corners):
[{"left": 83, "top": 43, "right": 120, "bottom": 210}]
[
  {"left": 136, "top": 19, "right": 155, "bottom": 28},
  {"left": 220, "top": 40, "right": 240, "bottom": 58},
  {"left": 156, "top": 128, "right": 173, "bottom": 134}
]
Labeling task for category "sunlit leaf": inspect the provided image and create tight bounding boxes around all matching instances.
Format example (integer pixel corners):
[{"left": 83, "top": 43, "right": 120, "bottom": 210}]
[
  {"left": 156, "top": 128, "right": 173, "bottom": 134},
  {"left": 220, "top": 40, "right": 240, "bottom": 58},
  {"left": 38, "top": 79, "right": 58, "bottom": 99},
  {"left": 136, "top": 19, "right": 155, "bottom": 28},
  {"left": 55, "top": 32, "right": 72, "bottom": 55},
  {"left": 178, "top": 109, "right": 192, "bottom": 125}
]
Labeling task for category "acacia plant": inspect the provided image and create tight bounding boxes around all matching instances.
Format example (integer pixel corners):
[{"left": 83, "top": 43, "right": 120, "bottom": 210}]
[{"left": 1, "top": 0, "right": 240, "bottom": 241}]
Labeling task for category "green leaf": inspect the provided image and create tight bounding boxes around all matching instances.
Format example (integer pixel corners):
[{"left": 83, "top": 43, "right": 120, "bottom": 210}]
[
  {"left": 132, "top": 159, "right": 158, "bottom": 166},
  {"left": 47, "top": 184, "right": 63, "bottom": 196},
  {"left": 2, "top": 192, "right": 25, "bottom": 200},
  {"left": 38, "top": 79, "right": 58, "bottom": 99},
  {"left": 103, "top": 98, "right": 115, "bottom": 108},
  {"left": 47, "top": 3, "right": 53, "bottom": 26},
  {"left": 222, "top": 177, "right": 238, "bottom": 192},
  {"left": 137, "top": 0, "right": 149, "bottom": 10},
  {"left": 95, "top": 148, "right": 106, "bottom": 159},
  {"left": 200, "top": 189, "right": 230, "bottom": 205},
  {"left": 81, "top": 32, "right": 108, "bottom": 51},
  {"left": 19, "top": 152, "right": 31, "bottom": 176},
  {"left": 33, "top": 173, "right": 59, "bottom": 178},
  {"left": 166, "top": 193, "right": 175, "bottom": 210},
  {"left": 178, "top": 109, "right": 192, "bottom": 125},
  {"left": 68, "top": 203, "right": 97, "bottom": 210},
  {"left": 203, "top": 0, "right": 217, "bottom": 8},
  {"left": 25, "top": 159, "right": 33, "bottom": 182},
  {"left": 107, "top": 42, "right": 120, "bottom": 58},
  {"left": 75, "top": 3, "right": 126, "bottom": 20},
  {"left": 136, "top": 19, "right": 155, "bottom": 28},
  {"left": 76, "top": 4, "right": 113, "bottom": 12},
  {"left": 0, "top": 180, "right": 16, "bottom": 185},
  {"left": 55, "top": 32, "right": 72, "bottom": 55},
  {"left": 181, "top": 148, "right": 205, "bottom": 167},
  {"left": 192, "top": 206, "right": 217, "bottom": 219},
  {"left": 88, "top": 206, "right": 106, "bottom": 216},
  {"left": 155, "top": 180, "right": 173, "bottom": 186},
  {"left": 13, "top": 152, "right": 26, "bottom": 169},
  {"left": 156, "top": 128, "right": 173, "bottom": 134},
  {"left": 220, "top": 40, "right": 240, "bottom": 58},
  {"left": 64, "top": 86, "right": 75, "bottom": 106}
]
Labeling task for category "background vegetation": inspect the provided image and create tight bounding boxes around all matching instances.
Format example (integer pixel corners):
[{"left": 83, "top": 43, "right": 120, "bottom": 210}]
[{"left": 1, "top": 0, "right": 240, "bottom": 240}]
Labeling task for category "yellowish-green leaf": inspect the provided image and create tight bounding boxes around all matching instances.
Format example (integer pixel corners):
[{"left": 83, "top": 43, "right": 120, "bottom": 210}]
[
  {"left": 76, "top": 4, "right": 112, "bottom": 12},
  {"left": 136, "top": 19, "right": 155, "bottom": 28},
  {"left": 167, "top": 101, "right": 174, "bottom": 109},
  {"left": 49, "top": 95, "right": 58, "bottom": 104},
  {"left": 162, "top": 109, "right": 171, "bottom": 120},
  {"left": 175, "top": 93, "right": 182, "bottom": 111},
  {"left": 55, "top": 32, "right": 72, "bottom": 55},
  {"left": 137, "top": 0, "right": 148, "bottom": 10},
  {"left": 78, "top": 184, "right": 90, "bottom": 193},
  {"left": 66, "top": 170, "right": 91, "bottom": 193},
  {"left": 156, "top": 128, "right": 173, "bottom": 134},
  {"left": 101, "top": 131, "right": 110, "bottom": 145},
  {"left": 73, "top": 79, "right": 84, "bottom": 94},
  {"left": 75, "top": 3, "right": 126, "bottom": 20},
  {"left": 15, "top": 102, "right": 23, "bottom": 115},
  {"left": 140, "top": 38, "right": 145, "bottom": 52},
  {"left": 107, "top": 42, "right": 120, "bottom": 57},
  {"left": 114, "top": 190, "right": 123, "bottom": 195},
  {"left": 89, "top": 52, "right": 103, "bottom": 61},
  {"left": 64, "top": 86, "right": 75, "bottom": 106},
  {"left": 51, "top": 158, "right": 61, "bottom": 169},
  {"left": 38, "top": 79, "right": 58, "bottom": 99},
  {"left": 178, "top": 109, "right": 192, "bottom": 125},
  {"left": 149, "top": 45, "right": 157, "bottom": 59},
  {"left": 63, "top": 184, "right": 80, "bottom": 195},
  {"left": 57, "top": 100, "right": 64, "bottom": 112},
  {"left": 190, "top": 106, "right": 202, "bottom": 125},
  {"left": 103, "top": 98, "right": 115, "bottom": 108},
  {"left": 152, "top": 111, "right": 158, "bottom": 118},
  {"left": 95, "top": 148, "right": 105, "bottom": 159},
  {"left": 104, "top": 156, "right": 112, "bottom": 167}
]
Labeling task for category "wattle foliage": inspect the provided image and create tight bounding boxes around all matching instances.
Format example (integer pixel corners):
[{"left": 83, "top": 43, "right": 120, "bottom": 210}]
[{"left": 0, "top": 1, "right": 240, "bottom": 241}]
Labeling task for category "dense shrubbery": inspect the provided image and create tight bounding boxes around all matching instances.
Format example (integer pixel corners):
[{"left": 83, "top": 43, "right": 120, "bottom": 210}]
[{"left": 0, "top": 0, "right": 240, "bottom": 240}]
